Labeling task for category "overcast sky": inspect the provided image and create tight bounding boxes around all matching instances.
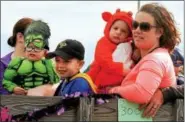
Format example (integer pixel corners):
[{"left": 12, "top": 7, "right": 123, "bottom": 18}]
[{"left": 1, "top": 1, "right": 184, "bottom": 71}]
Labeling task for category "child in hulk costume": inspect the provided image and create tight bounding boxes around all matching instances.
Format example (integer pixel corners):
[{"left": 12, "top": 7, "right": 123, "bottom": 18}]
[{"left": 3, "top": 20, "right": 59, "bottom": 95}]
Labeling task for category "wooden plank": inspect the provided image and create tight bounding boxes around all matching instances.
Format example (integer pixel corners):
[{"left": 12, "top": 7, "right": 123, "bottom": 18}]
[
  {"left": 77, "top": 97, "right": 94, "bottom": 121},
  {"left": 93, "top": 98, "right": 118, "bottom": 121},
  {"left": 173, "top": 99, "right": 184, "bottom": 121},
  {"left": 0, "top": 95, "right": 183, "bottom": 121},
  {"left": 154, "top": 99, "right": 184, "bottom": 122},
  {"left": 1, "top": 95, "right": 61, "bottom": 115},
  {"left": 38, "top": 109, "right": 77, "bottom": 122},
  {"left": 153, "top": 102, "right": 174, "bottom": 121},
  {"left": 0, "top": 95, "right": 77, "bottom": 121}
]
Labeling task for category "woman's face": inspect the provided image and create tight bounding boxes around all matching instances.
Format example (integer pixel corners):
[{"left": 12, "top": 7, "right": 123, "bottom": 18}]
[
  {"left": 16, "top": 32, "right": 25, "bottom": 48},
  {"left": 132, "top": 12, "right": 162, "bottom": 51}
]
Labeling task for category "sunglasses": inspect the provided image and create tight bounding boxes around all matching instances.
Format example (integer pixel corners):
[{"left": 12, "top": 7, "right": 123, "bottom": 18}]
[
  {"left": 25, "top": 46, "right": 44, "bottom": 52},
  {"left": 132, "top": 21, "right": 157, "bottom": 32}
]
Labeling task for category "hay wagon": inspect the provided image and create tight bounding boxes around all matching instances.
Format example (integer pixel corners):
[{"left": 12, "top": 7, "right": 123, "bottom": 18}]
[{"left": 0, "top": 95, "right": 184, "bottom": 121}]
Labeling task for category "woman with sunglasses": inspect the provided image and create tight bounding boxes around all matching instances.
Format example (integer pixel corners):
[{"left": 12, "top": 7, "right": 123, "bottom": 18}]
[
  {"left": 0, "top": 18, "right": 33, "bottom": 95},
  {"left": 108, "top": 3, "right": 180, "bottom": 104}
]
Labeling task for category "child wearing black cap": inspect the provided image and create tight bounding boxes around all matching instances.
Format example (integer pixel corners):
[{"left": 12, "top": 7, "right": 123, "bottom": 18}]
[{"left": 46, "top": 39, "right": 97, "bottom": 96}]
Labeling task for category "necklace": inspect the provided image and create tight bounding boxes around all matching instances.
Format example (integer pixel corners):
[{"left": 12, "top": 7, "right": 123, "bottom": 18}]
[
  {"left": 148, "top": 47, "right": 160, "bottom": 54},
  {"left": 136, "top": 47, "right": 160, "bottom": 63}
]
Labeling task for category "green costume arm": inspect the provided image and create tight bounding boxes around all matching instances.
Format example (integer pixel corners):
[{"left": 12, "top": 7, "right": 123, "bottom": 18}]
[
  {"left": 3, "top": 79, "right": 17, "bottom": 92},
  {"left": 3, "top": 58, "right": 22, "bottom": 92},
  {"left": 45, "top": 59, "right": 60, "bottom": 84}
]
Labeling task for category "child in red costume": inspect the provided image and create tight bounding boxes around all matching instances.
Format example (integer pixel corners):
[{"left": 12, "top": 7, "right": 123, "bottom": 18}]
[{"left": 87, "top": 9, "right": 134, "bottom": 92}]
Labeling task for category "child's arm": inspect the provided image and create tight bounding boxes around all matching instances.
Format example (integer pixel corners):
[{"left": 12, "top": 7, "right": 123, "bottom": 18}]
[
  {"left": 95, "top": 39, "right": 123, "bottom": 76},
  {"left": 113, "top": 43, "right": 134, "bottom": 77},
  {"left": 3, "top": 78, "right": 18, "bottom": 93},
  {"left": 2, "top": 58, "right": 20, "bottom": 92},
  {"left": 109, "top": 61, "right": 164, "bottom": 104},
  {"left": 45, "top": 59, "right": 60, "bottom": 84},
  {"left": 3, "top": 58, "right": 28, "bottom": 95}
]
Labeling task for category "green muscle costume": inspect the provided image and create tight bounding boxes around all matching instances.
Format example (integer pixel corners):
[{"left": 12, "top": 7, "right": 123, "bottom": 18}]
[
  {"left": 3, "top": 57, "right": 59, "bottom": 91},
  {"left": 3, "top": 20, "right": 59, "bottom": 92}
]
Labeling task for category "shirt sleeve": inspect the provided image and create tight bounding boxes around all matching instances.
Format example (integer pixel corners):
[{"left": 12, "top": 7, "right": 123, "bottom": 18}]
[
  {"left": 110, "top": 60, "right": 164, "bottom": 104},
  {"left": 45, "top": 59, "right": 60, "bottom": 84},
  {"left": 162, "top": 85, "right": 184, "bottom": 103},
  {"left": 0, "top": 61, "right": 8, "bottom": 94},
  {"left": 0, "top": 61, "right": 5, "bottom": 88},
  {"left": 2, "top": 59, "right": 19, "bottom": 92},
  {"left": 3, "top": 70, "right": 18, "bottom": 92}
]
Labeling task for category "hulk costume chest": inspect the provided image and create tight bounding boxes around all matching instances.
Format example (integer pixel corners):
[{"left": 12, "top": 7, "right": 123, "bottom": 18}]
[
  {"left": 17, "top": 60, "right": 48, "bottom": 76},
  {"left": 12, "top": 59, "right": 50, "bottom": 88}
]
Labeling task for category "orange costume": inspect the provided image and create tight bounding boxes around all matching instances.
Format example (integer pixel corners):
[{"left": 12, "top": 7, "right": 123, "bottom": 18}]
[{"left": 87, "top": 9, "right": 133, "bottom": 91}]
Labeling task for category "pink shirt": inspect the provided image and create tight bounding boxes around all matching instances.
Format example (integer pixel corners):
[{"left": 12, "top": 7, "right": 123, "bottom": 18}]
[{"left": 110, "top": 48, "right": 176, "bottom": 104}]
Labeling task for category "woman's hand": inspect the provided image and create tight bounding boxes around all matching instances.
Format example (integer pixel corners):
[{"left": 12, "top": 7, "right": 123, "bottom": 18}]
[
  {"left": 13, "top": 86, "right": 27, "bottom": 95},
  {"left": 108, "top": 87, "right": 118, "bottom": 94},
  {"left": 139, "top": 89, "right": 164, "bottom": 117}
]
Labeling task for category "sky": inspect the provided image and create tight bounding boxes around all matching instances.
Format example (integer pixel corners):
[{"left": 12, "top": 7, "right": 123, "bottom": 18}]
[{"left": 1, "top": 1, "right": 184, "bottom": 71}]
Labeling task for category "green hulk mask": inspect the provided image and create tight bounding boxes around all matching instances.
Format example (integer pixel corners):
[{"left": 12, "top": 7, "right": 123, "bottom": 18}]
[
  {"left": 25, "top": 34, "right": 45, "bottom": 49},
  {"left": 24, "top": 20, "right": 51, "bottom": 50}
]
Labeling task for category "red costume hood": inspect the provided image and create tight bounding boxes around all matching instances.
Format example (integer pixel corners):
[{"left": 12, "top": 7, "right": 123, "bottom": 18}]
[{"left": 102, "top": 8, "right": 133, "bottom": 42}]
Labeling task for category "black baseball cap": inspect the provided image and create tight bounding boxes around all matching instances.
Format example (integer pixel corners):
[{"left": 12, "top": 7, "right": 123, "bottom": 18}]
[
  {"left": 46, "top": 39, "right": 85, "bottom": 60},
  {"left": 171, "top": 48, "right": 184, "bottom": 67}
]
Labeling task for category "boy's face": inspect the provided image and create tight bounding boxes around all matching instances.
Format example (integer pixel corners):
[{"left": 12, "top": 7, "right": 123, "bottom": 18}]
[
  {"left": 25, "top": 43, "right": 46, "bottom": 61},
  {"left": 174, "top": 60, "right": 184, "bottom": 75},
  {"left": 109, "top": 20, "right": 130, "bottom": 44},
  {"left": 174, "top": 66, "right": 183, "bottom": 75},
  {"left": 55, "top": 56, "right": 84, "bottom": 78}
]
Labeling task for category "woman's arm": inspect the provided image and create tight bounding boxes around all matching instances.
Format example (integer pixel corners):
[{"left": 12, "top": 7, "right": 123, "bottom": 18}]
[
  {"left": 109, "top": 61, "right": 164, "bottom": 104},
  {"left": 95, "top": 39, "right": 123, "bottom": 76},
  {"left": 140, "top": 85, "right": 184, "bottom": 117},
  {"left": 162, "top": 85, "right": 184, "bottom": 103},
  {"left": 0, "top": 61, "right": 9, "bottom": 94}
]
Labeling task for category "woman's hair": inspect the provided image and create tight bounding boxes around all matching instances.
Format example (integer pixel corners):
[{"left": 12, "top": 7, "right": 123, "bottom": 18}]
[
  {"left": 139, "top": 3, "right": 181, "bottom": 52},
  {"left": 7, "top": 17, "right": 33, "bottom": 47}
]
